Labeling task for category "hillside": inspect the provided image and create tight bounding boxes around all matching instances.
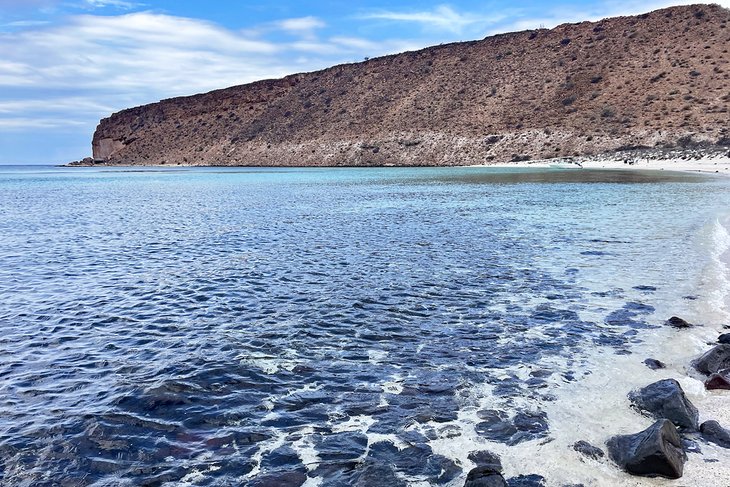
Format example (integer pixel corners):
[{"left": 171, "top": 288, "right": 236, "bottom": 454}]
[{"left": 87, "top": 4, "right": 730, "bottom": 166}]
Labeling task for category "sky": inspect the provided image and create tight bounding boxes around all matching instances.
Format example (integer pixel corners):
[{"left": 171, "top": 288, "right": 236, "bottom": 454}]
[{"left": 1, "top": 0, "right": 728, "bottom": 164}]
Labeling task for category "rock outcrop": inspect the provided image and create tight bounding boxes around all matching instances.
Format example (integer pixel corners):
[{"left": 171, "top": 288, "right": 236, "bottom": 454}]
[
  {"left": 628, "top": 379, "right": 699, "bottom": 432},
  {"left": 693, "top": 344, "right": 730, "bottom": 375},
  {"left": 87, "top": 4, "right": 730, "bottom": 167},
  {"left": 607, "top": 419, "right": 687, "bottom": 479}
]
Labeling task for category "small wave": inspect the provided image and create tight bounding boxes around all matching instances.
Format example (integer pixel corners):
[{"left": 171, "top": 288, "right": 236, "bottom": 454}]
[{"left": 705, "top": 217, "right": 730, "bottom": 320}]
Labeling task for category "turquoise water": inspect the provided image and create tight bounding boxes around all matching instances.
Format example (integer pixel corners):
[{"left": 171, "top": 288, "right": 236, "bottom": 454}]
[{"left": 0, "top": 165, "right": 728, "bottom": 486}]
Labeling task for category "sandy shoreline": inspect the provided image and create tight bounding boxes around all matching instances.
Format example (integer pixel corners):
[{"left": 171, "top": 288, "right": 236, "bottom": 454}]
[{"left": 476, "top": 155, "right": 730, "bottom": 176}]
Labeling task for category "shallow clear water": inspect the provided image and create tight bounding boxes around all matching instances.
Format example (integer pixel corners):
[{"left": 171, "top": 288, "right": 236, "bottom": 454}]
[{"left": 0, "top": 165, "right": 729, "bottom": 486}]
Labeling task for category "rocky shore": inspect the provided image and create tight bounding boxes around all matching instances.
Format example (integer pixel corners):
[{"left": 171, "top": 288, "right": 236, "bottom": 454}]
[{"left": 461, "top": 320, "right": 730, "bottom": 486}]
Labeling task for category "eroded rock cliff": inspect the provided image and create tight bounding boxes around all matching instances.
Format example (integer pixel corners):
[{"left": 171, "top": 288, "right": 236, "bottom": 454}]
[{"left": 90, "top": 4, "right": 730, "bottom": 166}]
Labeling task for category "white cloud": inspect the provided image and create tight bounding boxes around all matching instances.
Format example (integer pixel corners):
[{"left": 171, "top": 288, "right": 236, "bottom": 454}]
[
  {"left": 2, "top": 20, "right": 51, "bottom": 27},
  {"left": 0, "top": 117, "right": 87, "bottom": 129},
  {"left": 0, "top": 98, "right": 114, "bottom": 114},
  {"left": 486, "top": 1, "right": 730, "bottom": 37},
  {"left": 81, "top": 0, "right": 142, "bottom": 9},
  {"left": 275, "top": 16, "right": 326, "bottom": 35},
  {"left": 360, "top": 4, "right": 509, "bottom": 34},
  {"left": 0, "top": 11, "right": 422, "bottom": 137}
]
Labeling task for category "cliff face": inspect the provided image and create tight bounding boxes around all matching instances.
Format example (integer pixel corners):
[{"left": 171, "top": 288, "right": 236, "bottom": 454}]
[{"left": 92, "top": 4, "right": 730, "bottom": 166}]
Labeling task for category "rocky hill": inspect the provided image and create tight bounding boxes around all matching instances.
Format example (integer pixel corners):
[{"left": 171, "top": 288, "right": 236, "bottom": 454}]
[{"left": 87, "top": 4, "right": 730, "bottom": 166}]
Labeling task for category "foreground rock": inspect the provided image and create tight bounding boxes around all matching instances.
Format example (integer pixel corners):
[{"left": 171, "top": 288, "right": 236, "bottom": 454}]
[
  {"left": 607, "top": 420, "right": 687, "bottom": 479},
  {"left": 693, "top": 344, "right": 730, "bottom": 375},
  {"left": 700, "top": 420, "right": 730, "bottom": 448},
  {"left": 628, "top": 379, "right": 699, "bottom": 431},
  {"left": 464, "top": 466, "right": 507, "bottom": 487}
]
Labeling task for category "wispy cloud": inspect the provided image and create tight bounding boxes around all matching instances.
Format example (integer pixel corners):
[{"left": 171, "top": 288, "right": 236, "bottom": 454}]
[
  {"left": 275, "top": 16, "right": 326, "bottom": 35},
  {"left": 0, "top": 117, "right": 87, "bottom": 129},
  {"left": 359, "top": 4, "right": 509, "bottom": 34},
  {"left": 0, "top": 10, "right": 419, "bottom": 145},
  {"left": 80, "top": 0, "right": 143, "bottom": 9},
  {"left": 485, "top": 0, "right": 730, "bottom": 36},
  {"left": 2, "top": 20, "right": 51, "bottom": 28}
]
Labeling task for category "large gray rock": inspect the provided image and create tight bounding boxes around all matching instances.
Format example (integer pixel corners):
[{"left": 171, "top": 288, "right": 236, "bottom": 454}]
[
  {"left": 628, "top": 379, "right": 699, "bottom": 431},
  {"left": 700, "top": 420, "right": 730, "bottom": 448},
  {"left": 607, "top": 419, "right": 687, "bottom": 479},
  {"left": 693, "top": 344, "right": 730, "bottom": 375},
  {"left": 464, "top": 466, "right": 507, "bottom": 487}
]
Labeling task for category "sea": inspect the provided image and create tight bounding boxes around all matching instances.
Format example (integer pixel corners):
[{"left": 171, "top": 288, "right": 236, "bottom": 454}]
[{"left": 0, "top": 165, "right": 729, "bottom": 486}]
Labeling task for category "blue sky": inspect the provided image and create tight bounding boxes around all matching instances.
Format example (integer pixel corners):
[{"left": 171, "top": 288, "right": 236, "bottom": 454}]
[{"left": 1, "top": 0, "right": 726, "bottom": 164}]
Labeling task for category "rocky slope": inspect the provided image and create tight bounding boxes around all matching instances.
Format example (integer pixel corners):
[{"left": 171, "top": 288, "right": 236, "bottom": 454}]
[{"left": 86, "top": 4, "right": 730, "bottom": 166}]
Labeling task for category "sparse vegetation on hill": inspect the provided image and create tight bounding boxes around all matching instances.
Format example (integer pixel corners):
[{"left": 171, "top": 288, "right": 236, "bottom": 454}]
[{"left": 88, "top": 4, "right": 730, "bottom": 166}]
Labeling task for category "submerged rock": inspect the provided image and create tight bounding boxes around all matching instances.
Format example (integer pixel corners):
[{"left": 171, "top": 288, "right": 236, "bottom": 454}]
[
  {"left": 573, "top": 440, "right": 605, "bottom": 460},
  {"left": 628, "top": 379, "right": 699, "bottom": 431},
  {"left": 718, "top": 333, "right": 730, "bottom": 344},
  {"left": 693, "top": 344, "right": 730, "bottom": 375},
  {"left": 700, "top": 420, "right": 730, "bottom": 448},
  {"left": 643, "top": 358, "right": 666, "bottom": 370},
  {"left": 506, "top": 474, "right": 546, "bottom": 486},
  {"left": 467, "top": 450, "right": 502, "bottom": 472},
  {"left": 666, "top": 316, "right": 693, "bottom": 328},
  {"left": 475, "top": 410, "right": 549, "bottom": 445},
  {"left": 705, "top": 373, "right": 730, "bottom": 390},
  {"left": 248, "top": 471, "right": 307, "bottom": 487},
  {"left": 464, "top": 466, "right": 507, "bottom": 487},
  {"left": 607, "top": 419, "right": 687, "bottom": 479}
]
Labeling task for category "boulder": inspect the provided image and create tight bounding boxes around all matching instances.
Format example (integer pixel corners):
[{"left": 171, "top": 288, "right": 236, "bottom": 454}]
[
  {"left": 607, "top": 419, "right": 687, "bottom": 479},
  {"left": 628, "top": 379, "right": 699, "bottom": 431},
  {"left": 666, "top": 316, "right": 692, "bottom": 328},
  {"left": 700, "top": 420, "right": 730, "bottom": 448},
  {"left": 573, "top": 440, "right": 605, "bottom": 460},
  {"left": 705, "top": 373, "right": 730, "bottom": 390},
  {"left": 693, "top": 344, "right": 730, "bottom": 375},
  {"left": 643, "top": 358, "right": 666, "bottom": 370},
  {"left": 718, "top": 333, "right": 730, "bottom": 344},
  {"left": 464, "top": 466, "right": 507, "bottom": 487}
]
